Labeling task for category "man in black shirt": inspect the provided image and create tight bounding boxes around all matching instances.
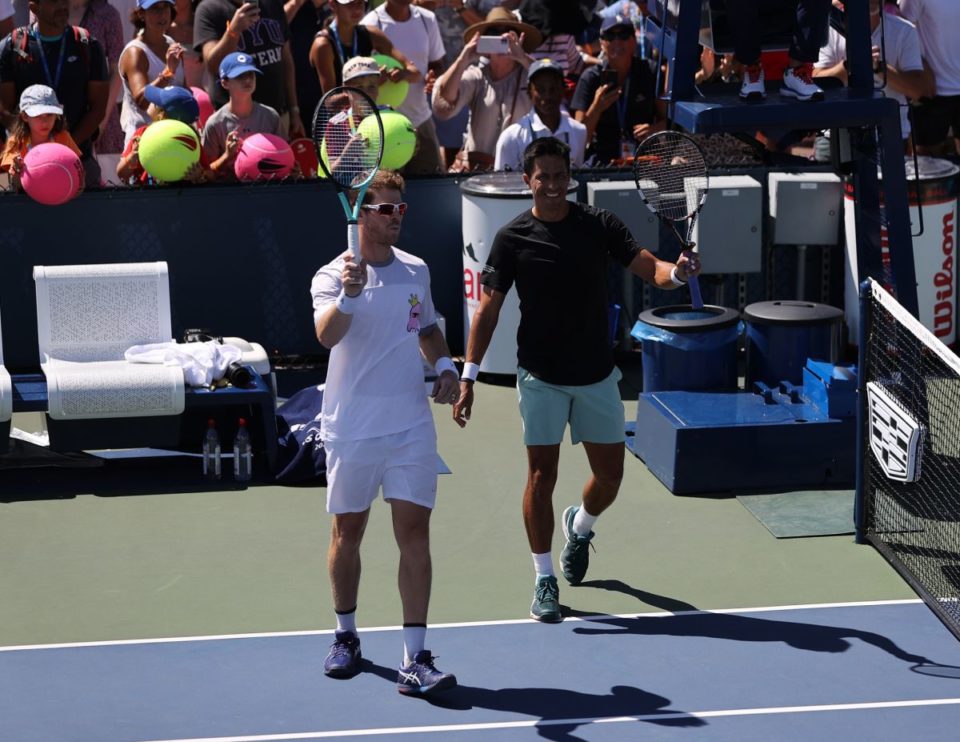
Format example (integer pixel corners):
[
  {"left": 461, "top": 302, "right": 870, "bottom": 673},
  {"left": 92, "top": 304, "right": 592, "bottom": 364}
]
[
  {"left": 453, "top": 136, "right": 700, "bottom": 623},
  {"left": 570, "top": 13, "right": 662, "bottom": 164},
  {"left": 0, "top": 0, "right": 109, "bottom": 187}
]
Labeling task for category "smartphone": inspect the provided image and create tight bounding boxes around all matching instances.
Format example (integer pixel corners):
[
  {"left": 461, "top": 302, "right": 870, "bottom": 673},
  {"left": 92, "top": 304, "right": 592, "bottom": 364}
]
[
  {"left": 477, "top": 35, "right": 510, "bottom": 55},
  {"left": 599, "top": 70, "right": 619, "bottom": 89}
]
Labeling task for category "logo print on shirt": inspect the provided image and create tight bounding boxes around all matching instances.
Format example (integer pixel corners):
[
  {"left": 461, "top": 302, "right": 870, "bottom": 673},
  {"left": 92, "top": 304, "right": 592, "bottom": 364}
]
[{"left": 407, "top": 294, "right": 422, "bottom": 333}]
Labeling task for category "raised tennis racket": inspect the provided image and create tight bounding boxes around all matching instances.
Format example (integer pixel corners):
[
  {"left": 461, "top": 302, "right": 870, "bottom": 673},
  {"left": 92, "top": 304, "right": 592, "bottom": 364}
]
[
  {"left": 633, "top": 131, "right": 709, "bottom": 309},
  {"left": 312, "top": 86, "right": 384, "bottom": 257}
]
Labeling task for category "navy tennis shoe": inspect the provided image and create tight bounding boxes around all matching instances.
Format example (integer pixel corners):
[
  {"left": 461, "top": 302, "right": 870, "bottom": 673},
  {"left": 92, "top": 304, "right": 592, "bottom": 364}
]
[
  {"left": 560, "top": 505, "right": 595, "bottom": 585},
  {"left": 323, "top": 631, "right": 361, "bottom": 678},
  {"left": 397, "top": 650, "right": 457, "bottom": 695}
]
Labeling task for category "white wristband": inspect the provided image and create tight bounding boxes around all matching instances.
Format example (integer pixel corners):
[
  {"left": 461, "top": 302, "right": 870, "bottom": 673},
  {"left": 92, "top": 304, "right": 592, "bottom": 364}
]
[
  {"left": 434, "top": 356, "right": 458, "bottom": 378},
  {"left": 336, "top": 290, "right": 360, "bottom": 314},
  {"left": 670, "top": 266, "right": 687, "bottom": 287},
  {"left": 461, "top": 361, "right": 480, "bottom": 382}
]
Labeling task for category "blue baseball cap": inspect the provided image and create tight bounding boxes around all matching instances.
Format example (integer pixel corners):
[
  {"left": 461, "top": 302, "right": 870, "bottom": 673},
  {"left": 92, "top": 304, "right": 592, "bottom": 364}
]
[
  {"left": 219, "top": 52, "right": 262, "bottom": 80},
  {"left": 136, "top": 0, "right": 175, "bottom": 9},
  {"left": 600, "top": 14, "right": 634, "bottom": 37},
  {"left": 143, "top": 85, "right": 200, "bottom": 124}
]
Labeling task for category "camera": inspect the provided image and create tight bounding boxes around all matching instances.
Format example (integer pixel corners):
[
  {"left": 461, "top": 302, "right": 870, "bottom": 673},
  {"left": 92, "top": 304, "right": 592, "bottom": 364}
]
[
  {"left": 183, "top": 328, "right": 223, "bottom": 344},
  {"left": 226, "top": 362, "right": 255, "bottom": 388}
]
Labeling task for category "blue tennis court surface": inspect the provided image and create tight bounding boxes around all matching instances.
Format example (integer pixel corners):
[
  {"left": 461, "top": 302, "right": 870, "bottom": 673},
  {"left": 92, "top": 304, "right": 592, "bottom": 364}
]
[{"left": 3, "top": 600, "right": 960, "bottom": 741}]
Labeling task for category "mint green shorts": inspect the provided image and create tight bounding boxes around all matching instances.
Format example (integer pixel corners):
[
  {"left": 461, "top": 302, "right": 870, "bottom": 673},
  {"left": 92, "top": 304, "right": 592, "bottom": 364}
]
[{"left": 516, "top": 366, "right": 625, "bottom": 446}]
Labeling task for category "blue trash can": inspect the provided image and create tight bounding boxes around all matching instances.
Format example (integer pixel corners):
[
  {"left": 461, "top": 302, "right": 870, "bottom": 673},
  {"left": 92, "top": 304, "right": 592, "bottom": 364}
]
[
  {"left": 743, "top": 300, "right": 844, "bottom": 387},
  {"left": 632, "top": 306, "right": 741, "bottom": 392}
]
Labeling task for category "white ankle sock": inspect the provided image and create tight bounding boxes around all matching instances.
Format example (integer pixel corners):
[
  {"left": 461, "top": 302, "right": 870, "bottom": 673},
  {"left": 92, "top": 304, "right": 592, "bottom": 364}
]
[
  {"left": 402, "top": 624, "right": 426, "bottom": 665},
  {"left": 532, "top": 551, "right": 554, "bottom": 578},
  {"left": 335, "top": 608, "right": 357, "bottom": 635},
  {"left": 573, "top": 506, "right": 598, "bottom": 537}
]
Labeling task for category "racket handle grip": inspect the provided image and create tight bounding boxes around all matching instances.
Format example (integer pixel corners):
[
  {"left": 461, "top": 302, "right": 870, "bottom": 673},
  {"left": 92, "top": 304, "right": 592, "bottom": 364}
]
[
  {"left": 347, "top": 222, "right": 360, "bottom": 257},
  {"left": 688, "top": 276, "right": 704, "bottom": 310}
]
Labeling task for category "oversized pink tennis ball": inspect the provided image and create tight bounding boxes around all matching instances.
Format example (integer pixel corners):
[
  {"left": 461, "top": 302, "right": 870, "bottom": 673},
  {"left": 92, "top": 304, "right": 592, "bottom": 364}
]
[
  {"left": 20, "top": 142, "right": 83, "bottom": 205},
  {"left": 234, "top": 133, "right": 295, "bottom": 181},
  {"left": 190, "top": 86, "right": 214, "bottom": 129}
]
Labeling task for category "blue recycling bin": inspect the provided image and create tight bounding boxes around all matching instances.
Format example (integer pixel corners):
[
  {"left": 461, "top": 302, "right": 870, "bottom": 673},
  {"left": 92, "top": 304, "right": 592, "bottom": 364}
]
[
  {"left": 632, "top": 306, "right": 741, "bottom": 392},
  {"left": 743, "top": 300, "right": 844, "bottom": 387}
]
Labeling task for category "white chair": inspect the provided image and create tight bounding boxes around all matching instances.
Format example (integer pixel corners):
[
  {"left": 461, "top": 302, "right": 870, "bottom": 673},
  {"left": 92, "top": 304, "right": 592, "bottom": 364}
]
[{"left": 34, "top": 262, "right": 185, "bottom": 449}]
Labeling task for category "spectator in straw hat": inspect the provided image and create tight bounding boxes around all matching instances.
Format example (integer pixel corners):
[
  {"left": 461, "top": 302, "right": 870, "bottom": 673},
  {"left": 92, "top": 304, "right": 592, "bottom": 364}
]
[{"left": 432, "top": 6, "right": 540, "bottom": 171}]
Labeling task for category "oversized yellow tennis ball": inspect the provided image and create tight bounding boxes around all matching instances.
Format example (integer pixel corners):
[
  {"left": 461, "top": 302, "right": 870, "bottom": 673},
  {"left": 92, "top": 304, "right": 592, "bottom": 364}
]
[
  {"left": 372, "top": 54, "right": 409, "bottom": 109},
  {"left": 137, "top": 119, "right": 200, "bottom": 183},
  {"left": 358, "top": 110, "right": 415, "bottom": 170}
]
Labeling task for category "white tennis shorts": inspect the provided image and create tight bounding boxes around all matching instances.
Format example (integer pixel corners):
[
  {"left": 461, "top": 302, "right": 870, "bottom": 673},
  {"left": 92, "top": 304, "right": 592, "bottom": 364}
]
[{"left": 324, "top": 422, "right": 438, "bottom": 514}]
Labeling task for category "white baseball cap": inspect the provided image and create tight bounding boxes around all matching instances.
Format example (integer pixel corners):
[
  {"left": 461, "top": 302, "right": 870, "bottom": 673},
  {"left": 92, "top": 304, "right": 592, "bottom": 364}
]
[
  {"left": 343, "top": 56, "right": 381, "bottom": 82},
  {"left": 19, "top": 84, "right": 63, "bottom": 117}
]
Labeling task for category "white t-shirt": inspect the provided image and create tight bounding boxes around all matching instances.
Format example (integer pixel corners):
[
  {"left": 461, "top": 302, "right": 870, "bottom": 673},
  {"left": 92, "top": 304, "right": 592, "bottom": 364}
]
[
  {"left": 816, "top": 13, "right": 923, "bottom": 138},
  {"left": 495, "top": 110, "right": 588, "bottom": 171},
  {"left": 311, "top": 248, "right": 438, "bottom": 443},
  {"left": 901, "top": 0, "right": 960, "bottom": 96},
  {"left": 361, "top": 5, "right": 445, "bottom": 127}
]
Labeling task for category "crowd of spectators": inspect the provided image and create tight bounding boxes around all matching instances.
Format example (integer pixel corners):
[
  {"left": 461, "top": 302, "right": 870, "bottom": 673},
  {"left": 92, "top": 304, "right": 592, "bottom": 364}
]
[{"left": 0, "top": 0, "right": 956, "bottom": 188}]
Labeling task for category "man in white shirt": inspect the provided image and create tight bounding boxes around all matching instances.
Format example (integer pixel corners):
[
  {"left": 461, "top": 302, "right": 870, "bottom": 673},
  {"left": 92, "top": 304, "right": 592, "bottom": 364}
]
[
  {"left": 311, "top": 170, "right": 459, "bottom": 696},
  {"left": 900, "top": 0, "right": 960, "bottom": 155},
  {"left": 363, "top": 0, "right": 446, "bottom": 173},
  {"left": 495, "top": 57, "right": 588, "bottom": 171},
  {"left": 814, "top": 0, "right": 930, "bottom": 143}
]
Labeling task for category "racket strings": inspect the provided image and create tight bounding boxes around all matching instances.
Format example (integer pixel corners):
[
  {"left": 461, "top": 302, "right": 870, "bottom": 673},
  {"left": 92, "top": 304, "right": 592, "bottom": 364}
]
[
  {"left": 312, "top": 89, "right": 382, "bottom": 189},
  {"left": 633, "top": 134, "right": 708, "bottom": 221}
]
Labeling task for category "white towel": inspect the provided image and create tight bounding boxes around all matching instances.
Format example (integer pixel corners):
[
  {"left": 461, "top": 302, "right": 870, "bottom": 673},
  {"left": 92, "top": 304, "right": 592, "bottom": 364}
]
[{"left": 124, "top": 341, "right": 243, "bottom": 388}]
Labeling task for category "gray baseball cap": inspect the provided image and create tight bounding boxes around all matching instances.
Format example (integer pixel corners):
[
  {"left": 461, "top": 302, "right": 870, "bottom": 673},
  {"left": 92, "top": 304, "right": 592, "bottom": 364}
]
[{"left": 19, "top": 84, "right": 63, "bottom": 117}]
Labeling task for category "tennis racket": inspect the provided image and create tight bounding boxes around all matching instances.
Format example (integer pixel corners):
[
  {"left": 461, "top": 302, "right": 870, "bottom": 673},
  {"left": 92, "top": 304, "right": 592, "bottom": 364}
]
[
  {"left": 632, "top": 131, "right": 709, "bottom": 310},
  {"left": 312, "top": 86, "right": 384, "bottom": 257}
]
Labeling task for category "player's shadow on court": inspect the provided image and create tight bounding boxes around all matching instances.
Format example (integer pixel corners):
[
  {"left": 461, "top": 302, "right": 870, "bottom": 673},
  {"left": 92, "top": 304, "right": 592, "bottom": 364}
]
[
  {"left": 570, "top": 579, "right": 931, "bottom": 665},
  {"left": 364, "top": 662, "right": 705, "bottom": 742}
]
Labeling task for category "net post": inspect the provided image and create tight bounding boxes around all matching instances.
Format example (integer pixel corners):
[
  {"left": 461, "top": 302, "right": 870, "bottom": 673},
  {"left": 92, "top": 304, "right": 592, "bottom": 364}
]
[{"left": 854, "top": 277, "right": 873, "bottom": 544}]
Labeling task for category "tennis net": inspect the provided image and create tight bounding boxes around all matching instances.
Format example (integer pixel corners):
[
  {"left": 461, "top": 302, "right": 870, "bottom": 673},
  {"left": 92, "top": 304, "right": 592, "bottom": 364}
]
[{"left": 857, "top": 277, "right": 960, "bottom": 641}]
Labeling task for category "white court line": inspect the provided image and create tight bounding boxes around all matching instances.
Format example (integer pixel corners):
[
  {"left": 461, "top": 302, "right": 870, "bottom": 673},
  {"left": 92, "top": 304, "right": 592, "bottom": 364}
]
[
  {"left": 138, "top": 697, "right": 960, "bottom": 742},
  {"left": 0, "top": 599, "right": 922, "bottom": 653}
]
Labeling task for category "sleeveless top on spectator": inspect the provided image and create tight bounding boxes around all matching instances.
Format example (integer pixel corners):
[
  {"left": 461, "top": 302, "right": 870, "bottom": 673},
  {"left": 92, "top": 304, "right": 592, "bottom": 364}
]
[
  {"left": 317, "top": 23, "right": 373, "bottom": 88},
  {"left": 119, "top": 32, "right": 185, "bottom": 146}
]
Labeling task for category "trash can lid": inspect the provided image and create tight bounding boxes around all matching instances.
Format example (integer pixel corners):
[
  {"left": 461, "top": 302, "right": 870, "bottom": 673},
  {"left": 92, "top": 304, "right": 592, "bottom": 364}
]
[
  {"left": 905, "top": 156, "right": 960, "bottom": 181},
  {"left": 742, "top": 300, "right": 843, "bottom": 325},
  {"left": 637, "top": 305, "right": 740, "bottom": 333},
  {"left": 459, "top": 172, "right": 578, "bottom": 198}
]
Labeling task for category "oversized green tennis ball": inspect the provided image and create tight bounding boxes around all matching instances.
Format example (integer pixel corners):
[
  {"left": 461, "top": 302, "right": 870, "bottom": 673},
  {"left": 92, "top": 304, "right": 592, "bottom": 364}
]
[
  {"left": 137, "top": 119, "right": 200, "bottom": 183},
  {"left": 359, "top": 110, "right": 415, "bottom": 170},
  {"left": 372, "top": 53, "right": 409, "bottom": 109}
]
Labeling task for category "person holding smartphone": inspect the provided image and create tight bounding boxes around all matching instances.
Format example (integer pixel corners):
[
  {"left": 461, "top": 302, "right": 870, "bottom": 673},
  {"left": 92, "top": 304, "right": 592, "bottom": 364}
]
[
  {"left": 194, "top": 0, "right": 305, "bottom": 138},
  {"left": 569, "top": 13, "right": 663, "bottom": 165}
]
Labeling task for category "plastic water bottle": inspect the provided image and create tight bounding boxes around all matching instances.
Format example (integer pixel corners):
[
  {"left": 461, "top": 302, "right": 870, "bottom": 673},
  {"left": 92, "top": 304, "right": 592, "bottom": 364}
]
[
  {"left": 202, "top": 419, "right": 221, "bottom": 481},
  {"left": 233, "top": 418, "right": 253, "bottom": 482}
]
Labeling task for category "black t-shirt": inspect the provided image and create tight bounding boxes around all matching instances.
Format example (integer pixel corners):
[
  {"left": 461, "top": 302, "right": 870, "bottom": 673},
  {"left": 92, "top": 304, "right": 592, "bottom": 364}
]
[
  {"left": 570, "top": 57, "right": 657, "bottom": 164},
  {"left": 290, "top": 1, "right": 328, "bottom": 134},
  {"left": 194, "top": 0, "right": 291, "bottom": 112},
  {"left": 0, "top": 27, "right": 109, "bottom": 154},
  {"left": 482, "top": 202, "right": 641, "bottom": 386}
]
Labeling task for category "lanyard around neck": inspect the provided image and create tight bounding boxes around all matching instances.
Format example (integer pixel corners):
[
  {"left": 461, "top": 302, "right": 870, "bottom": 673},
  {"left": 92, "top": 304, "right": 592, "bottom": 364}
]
[
  {"left": 32, "top": 25, "right": 68, "bottom": 91},
  {"left": 330, "top": 22, "right": 357, "bottom": 66}
]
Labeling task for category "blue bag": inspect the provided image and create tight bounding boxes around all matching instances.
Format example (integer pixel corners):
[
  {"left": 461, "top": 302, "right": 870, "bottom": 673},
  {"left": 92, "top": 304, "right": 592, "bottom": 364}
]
[{"left": 274, "top": 385, "right": 326, "bottom": 484}]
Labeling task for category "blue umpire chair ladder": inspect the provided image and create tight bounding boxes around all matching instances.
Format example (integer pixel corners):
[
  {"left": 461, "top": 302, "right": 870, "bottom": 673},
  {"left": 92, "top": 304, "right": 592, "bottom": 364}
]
[{"left": 646, "top": 0, "right": 920, "bottom": 320}]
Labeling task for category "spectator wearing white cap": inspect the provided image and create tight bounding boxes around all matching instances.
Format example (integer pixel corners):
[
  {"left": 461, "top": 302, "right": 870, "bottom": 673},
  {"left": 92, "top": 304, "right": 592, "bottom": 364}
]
[
  {"left": 202, "top": 51, "right": 282, "bottom": 176},
  {"left": 341, "top": 55, "right": 382, "bottom": 102},
  {"left": 0, "top": 0, "right": 110, "bottom": 187},
  {"left": 1, "top": 84, "right": 81, "bottom": 189},
  {"left": 495, "top": 58, "right": 586, "bottom": 171},
  {"left": 118, "top": 0, "right": 186, "bottom": 147}
]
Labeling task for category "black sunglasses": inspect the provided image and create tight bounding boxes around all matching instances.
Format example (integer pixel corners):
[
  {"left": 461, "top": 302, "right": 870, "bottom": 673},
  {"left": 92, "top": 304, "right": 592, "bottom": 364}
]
[
  {"left": 361, "top": 202, "right": 408, "bottom": 216},
  {"left": 601, "top": 27, "right": 634, "bottom": 41}
]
